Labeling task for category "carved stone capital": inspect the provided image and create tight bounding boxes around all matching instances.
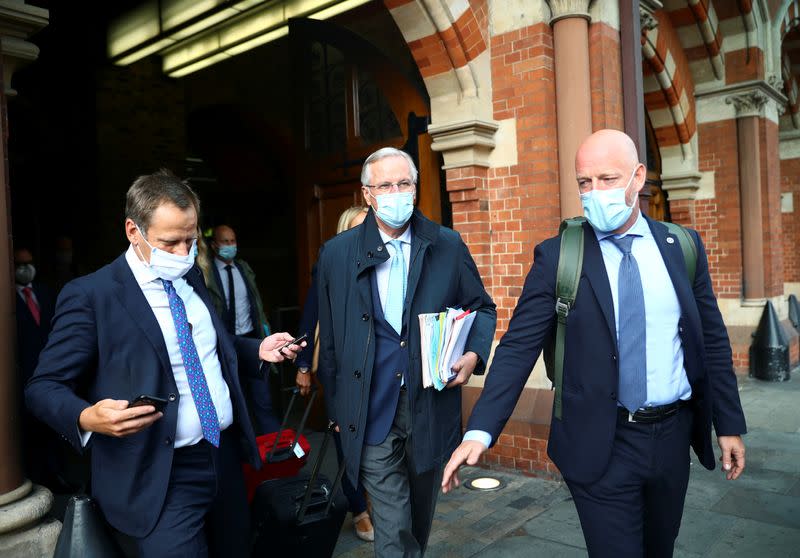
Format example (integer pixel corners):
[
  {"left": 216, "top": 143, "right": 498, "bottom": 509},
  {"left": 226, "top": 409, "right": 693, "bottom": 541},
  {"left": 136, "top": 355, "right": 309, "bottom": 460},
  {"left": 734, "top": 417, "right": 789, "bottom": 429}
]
[
  {"left": 725, "top": 91, "right": 769, "bottom": 118},
  {"left": 428, "top": 119, "right": 499, "bottom": 169},
  {"left": 546, "top": 0, "right": 592, "bottom": 25},
  {"left": 640, "top": 11, "right": 658, "bottom": 32},
  {"left": 767, "top": 74, "right": 784, "bottom": 91}
]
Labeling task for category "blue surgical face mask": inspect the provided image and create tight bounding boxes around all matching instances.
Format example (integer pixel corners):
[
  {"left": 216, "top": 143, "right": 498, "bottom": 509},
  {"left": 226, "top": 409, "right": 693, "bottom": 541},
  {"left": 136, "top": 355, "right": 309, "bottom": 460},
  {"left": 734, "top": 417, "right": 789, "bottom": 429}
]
[
  {"left": 135, "top": 225, "right": 197, "bottom": 281},
  {"left": 580, "top": 167, "right": 638, "bottom": 232},
  {"left": 217, "top": 244, "right": 237, "bottom": 260},
  {"left": 371, "top": 191, "right": 414, "bottom": 229}
]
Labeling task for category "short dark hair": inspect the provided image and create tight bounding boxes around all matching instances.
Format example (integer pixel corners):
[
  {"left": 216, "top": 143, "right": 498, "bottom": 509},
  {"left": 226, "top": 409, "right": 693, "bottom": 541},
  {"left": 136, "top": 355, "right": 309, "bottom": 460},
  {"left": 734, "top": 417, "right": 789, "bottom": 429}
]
[{"left": 125, "top": 169, "right": 200, "bottom": 233}]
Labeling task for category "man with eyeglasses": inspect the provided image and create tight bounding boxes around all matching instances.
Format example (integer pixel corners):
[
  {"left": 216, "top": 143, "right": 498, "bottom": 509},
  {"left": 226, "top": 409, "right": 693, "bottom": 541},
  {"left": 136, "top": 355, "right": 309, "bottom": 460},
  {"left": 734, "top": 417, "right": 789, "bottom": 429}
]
[{"left": 316, "top": 147, "right": 496, "bottom": 557}]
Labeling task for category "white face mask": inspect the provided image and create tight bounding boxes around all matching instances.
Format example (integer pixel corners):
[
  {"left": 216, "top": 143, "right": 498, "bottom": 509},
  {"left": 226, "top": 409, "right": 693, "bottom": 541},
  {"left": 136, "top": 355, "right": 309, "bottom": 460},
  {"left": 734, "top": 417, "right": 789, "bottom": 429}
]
[{"left": 135, "top": 225, "right": 197, "bottom": 281}]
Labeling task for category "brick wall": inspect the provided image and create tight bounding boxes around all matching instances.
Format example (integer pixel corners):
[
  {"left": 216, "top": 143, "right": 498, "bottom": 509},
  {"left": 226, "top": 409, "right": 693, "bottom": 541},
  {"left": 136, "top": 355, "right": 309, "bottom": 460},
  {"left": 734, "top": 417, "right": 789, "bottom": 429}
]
[
  {"left": 589, "top": 22, "right": 623, "bottom": 131},
  {"left": 696, "top": 119, "right": 742, "bottom": 298},
  {"left": 477, "top": 433, "right": 560, "bottom": 480},
  {"left": 782, "top": 157, "right": 800, "bottom": 282},
  {"left": 447, "top": 166, "right": 492, "bottom": 293},
  {"left": 489, "top": 22, "right": 560, "bottom": 337},
  {"left": 761, "top": 119, "right": 785, "bottom": 297}
]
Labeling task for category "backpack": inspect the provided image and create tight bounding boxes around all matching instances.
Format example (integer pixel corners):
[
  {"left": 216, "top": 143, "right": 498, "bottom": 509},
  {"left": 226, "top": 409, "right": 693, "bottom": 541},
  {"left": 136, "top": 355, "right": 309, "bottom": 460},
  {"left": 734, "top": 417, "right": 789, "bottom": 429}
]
[{"left": 542, "top": 217, "right": 698, "bottom": 420}]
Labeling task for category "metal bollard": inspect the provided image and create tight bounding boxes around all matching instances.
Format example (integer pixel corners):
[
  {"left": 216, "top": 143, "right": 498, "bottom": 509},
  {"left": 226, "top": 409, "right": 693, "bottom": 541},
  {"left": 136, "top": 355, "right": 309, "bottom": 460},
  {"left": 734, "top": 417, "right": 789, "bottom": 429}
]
[
  {"left": 789, "top": 294, "right": 800, "bottom": 332},
  {"left": 749, "top": 300, "right": 790, "bottom": 381},
  {"left": 53, "top": 495, "right": 124, "bottom": 558}
]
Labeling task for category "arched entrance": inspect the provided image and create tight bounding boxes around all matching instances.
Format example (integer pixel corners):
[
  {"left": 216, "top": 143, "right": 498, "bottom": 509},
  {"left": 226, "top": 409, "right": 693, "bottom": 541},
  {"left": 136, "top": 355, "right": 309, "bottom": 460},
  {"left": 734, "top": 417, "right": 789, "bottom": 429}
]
[{"left": 289, "top": 17, "right": 444, "bottom": 292}]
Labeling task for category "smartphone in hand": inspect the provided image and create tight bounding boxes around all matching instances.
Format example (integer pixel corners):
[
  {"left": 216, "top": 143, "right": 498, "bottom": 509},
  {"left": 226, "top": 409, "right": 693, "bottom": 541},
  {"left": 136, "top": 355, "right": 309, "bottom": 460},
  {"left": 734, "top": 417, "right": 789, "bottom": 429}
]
[
  {"left": 128, "top": 395, "right": 169, "bottom": 414},
  {"left": 280, "top": 332, "right": 308, "bottom": 350}
]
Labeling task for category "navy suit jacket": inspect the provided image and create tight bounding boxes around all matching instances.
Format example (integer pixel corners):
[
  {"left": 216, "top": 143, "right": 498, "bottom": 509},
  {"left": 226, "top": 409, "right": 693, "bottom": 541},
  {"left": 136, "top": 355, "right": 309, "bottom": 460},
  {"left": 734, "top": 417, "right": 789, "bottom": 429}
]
[
  {"left": 317, "top": 209, "right": 496, "bottom": 486},
  {"left": 25, "top": 254, "right": 261, "bottom": 537},
  {"left": 467, "top": 217, "right": 747, "bottom": 484}
]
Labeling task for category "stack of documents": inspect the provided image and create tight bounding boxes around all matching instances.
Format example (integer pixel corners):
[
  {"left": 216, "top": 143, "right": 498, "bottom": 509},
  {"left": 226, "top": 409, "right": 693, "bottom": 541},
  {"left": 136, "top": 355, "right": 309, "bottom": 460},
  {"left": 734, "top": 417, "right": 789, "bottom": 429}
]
[{"left": 418, "top": 308, "right": 477, "bottom": 390}]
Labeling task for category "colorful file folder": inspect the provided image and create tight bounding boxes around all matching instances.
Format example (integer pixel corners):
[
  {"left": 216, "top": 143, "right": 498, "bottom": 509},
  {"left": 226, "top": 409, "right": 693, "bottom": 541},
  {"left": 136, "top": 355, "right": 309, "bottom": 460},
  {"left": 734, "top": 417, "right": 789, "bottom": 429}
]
[{"left": 418, "top": 307, "right": 477, "bottom": 390}]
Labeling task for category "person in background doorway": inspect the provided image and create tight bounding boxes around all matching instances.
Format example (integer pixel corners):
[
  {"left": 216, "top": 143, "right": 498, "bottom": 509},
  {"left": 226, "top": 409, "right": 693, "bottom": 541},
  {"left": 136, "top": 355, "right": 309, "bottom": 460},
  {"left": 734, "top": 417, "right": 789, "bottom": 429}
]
[
  {"left": 204, "top": 224, "right": 280, "bottom": 434},
  {"left": 295, "top": 205, "right": 373, "bottom": 542},
  {"left": 14, "top": 246, "right": 69, "bottom": 491}
]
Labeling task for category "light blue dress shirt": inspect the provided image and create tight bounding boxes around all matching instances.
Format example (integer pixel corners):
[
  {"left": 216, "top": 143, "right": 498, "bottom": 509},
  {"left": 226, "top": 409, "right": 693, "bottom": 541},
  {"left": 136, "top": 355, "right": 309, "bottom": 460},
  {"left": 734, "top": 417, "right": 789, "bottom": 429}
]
[{"left": 464, "top": 213, "right": 691, "bottom": 448}]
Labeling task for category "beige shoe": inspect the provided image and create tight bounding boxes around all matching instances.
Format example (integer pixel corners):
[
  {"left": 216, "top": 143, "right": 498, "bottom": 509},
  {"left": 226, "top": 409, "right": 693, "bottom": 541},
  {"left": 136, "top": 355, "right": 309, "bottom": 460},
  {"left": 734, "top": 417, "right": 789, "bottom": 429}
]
[{"left": 353, "top": 511, "right": 374, "bottom": 542}]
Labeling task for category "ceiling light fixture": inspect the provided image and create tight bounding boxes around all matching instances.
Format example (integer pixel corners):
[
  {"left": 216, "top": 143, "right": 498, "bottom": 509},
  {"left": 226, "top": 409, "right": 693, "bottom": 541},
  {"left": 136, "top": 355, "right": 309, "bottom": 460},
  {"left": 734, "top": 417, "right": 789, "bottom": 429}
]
[{"left": 108, "top": 0, "right": 373, "bottom": 78}]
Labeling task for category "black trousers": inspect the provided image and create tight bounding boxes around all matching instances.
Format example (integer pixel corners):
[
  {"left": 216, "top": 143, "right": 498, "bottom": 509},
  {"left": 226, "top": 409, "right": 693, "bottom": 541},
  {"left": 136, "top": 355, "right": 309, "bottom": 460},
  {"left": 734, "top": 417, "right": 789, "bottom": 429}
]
[
  {"left": 134, "top": 429, "right": 250, "bottom": 558},
  {"left": 565, "top": 406, "right": 693, "bottom": 558}
]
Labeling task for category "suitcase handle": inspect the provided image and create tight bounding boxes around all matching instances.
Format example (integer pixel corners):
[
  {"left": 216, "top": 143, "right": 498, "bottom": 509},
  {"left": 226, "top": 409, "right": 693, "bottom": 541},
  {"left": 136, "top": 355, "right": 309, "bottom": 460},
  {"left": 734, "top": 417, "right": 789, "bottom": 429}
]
[
  {"left": 296, "top": 421, "right": 346, "bottom": 523},
  {"left": 266, "top": 386, "right": 317, "bottom": 463}
]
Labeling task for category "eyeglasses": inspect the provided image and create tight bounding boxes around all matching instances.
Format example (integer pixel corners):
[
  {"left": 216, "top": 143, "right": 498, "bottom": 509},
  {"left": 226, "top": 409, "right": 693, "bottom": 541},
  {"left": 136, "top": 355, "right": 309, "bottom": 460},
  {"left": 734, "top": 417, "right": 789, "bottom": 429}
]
[{"left": 366, "top": 179, "right": 415, "bottom": 193}]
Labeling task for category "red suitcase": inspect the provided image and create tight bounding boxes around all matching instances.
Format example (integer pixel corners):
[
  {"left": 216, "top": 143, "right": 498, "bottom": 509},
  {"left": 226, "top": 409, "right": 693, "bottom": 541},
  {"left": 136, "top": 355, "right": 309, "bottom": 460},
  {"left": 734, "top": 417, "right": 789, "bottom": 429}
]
[{"left": 242, "top": 388, "right": 316, "bottom": 502}]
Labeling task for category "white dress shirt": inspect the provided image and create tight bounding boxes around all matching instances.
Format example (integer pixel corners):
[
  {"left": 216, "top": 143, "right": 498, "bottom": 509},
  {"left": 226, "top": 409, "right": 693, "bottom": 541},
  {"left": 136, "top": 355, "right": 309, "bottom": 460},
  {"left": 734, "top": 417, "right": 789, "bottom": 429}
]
[
  {"left": 121, "top": 246, "right": 233, "bottom": 447},
  {"left": 214, "top": 257, "right": 254, "bottom": 335},
  {"left": 16, "top": 282, "right": 39, "bottom": 305}
]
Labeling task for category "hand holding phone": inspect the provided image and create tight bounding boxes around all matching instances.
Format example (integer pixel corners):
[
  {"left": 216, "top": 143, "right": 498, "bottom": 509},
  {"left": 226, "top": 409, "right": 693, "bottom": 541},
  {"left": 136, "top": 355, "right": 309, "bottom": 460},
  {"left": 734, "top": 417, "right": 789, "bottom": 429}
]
[
  {"left": 280, "top": 332, "right": 308, "bottom": 351},
  {"left": 259, "top": 332, "right": 307, "bottom": 364},
  {"left": 128, "top": 395, "right": 169, "bottom": 414}
]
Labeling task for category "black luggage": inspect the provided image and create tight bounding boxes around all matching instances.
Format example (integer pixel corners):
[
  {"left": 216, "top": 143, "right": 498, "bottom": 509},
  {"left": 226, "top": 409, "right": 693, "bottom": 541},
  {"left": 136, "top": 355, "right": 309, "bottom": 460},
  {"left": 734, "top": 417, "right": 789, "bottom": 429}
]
[{"left": 251, "top": 422, "right": 348, "bottom": 557}]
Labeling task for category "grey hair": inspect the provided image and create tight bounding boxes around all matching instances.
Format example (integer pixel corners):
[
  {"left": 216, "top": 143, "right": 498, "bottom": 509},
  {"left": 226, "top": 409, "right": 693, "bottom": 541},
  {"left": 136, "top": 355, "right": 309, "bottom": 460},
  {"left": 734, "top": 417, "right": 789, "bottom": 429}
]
[
  {"left": 360, "top": 147, "right": 418, "bottom": 187},
  {"left": 125, "top": 169, "right": 200, "bottom": 233}
]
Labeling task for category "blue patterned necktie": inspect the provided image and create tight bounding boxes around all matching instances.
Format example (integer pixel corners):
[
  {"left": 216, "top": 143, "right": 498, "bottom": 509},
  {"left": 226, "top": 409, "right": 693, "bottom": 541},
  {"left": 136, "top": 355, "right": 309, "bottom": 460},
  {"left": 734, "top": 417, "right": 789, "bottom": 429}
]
[
  {"left": 162, "top": 279, "right": 221, "bottom": 447},
  {"left": 608, "top": 235, "right": 647, "bottom": 413},
  {"left": 384, "top": 239, "right": 407, "bottom": 334}
]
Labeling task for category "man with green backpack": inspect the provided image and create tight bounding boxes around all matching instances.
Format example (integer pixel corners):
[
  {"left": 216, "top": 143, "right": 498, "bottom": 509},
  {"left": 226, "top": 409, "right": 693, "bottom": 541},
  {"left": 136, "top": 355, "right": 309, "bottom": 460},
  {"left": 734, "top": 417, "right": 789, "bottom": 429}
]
[{"left": 443, "top": 129, "right": 747, "bottom": 557}]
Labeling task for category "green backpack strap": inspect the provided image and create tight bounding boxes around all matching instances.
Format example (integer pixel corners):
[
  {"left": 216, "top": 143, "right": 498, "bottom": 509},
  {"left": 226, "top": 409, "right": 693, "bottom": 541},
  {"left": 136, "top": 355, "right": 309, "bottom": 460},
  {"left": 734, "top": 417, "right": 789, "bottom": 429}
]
[
  {"left": 662, "top": 221, "right": 697, "bottom": 285},
  {"left": 552, "top": 217, "right": 586, "bottom": 420}
]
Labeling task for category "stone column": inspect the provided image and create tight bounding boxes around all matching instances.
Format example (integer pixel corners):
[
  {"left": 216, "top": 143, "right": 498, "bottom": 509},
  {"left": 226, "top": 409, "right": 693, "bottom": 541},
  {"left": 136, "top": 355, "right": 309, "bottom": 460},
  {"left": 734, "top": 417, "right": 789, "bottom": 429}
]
[
  {"left": 727, "top": 91, "right": 768, "bottom": 302},
  {"left": 548, "top": 0, "right": 592, "bottom": 219},
  {"left": 0, "top": 3, "right": 60, "bottom": 557}
]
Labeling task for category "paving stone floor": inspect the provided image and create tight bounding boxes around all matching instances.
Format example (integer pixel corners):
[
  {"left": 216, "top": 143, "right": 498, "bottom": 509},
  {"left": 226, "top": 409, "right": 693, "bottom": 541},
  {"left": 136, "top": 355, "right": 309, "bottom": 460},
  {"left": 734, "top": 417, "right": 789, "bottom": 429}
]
[{"left": 325, "top": 375, "right": 800, "bottom": 557}]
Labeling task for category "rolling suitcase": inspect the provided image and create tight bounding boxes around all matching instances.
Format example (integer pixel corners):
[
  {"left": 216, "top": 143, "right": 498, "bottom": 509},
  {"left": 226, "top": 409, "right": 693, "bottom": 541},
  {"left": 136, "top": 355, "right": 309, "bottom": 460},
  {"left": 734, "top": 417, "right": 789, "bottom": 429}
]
[
  {"left": 251, "top": 422, "right": 348, "bottom": 557},
  {"left": 242, "top": 387, "right": 314, "bottom": 502}
]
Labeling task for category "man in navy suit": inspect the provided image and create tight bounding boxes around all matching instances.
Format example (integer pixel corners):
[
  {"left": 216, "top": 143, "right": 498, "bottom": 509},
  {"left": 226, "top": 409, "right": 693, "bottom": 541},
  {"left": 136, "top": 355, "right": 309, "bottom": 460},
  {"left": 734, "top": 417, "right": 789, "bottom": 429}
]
[
  {"left": 13, "top": 246, "right": 65, "bottom": 490},
  {"left": 316, "top": 147, "right": 496, "bottom": 557},
  {"left": 443, "top": 130, "right": 747, "bottom": 557},
  {"left": 25, "top": 170, "right": 304, "bottom": 557}
]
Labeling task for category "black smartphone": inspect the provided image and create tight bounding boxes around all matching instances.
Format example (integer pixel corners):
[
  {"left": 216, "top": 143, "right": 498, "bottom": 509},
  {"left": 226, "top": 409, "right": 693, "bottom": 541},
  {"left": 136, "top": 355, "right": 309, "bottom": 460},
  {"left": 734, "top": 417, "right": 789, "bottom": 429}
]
[
  {"left": 128, "top": 395, "right": 169, "bottom": 414},
  {"left": 280, "top": 332, "right": 308, "bottom": 350}
]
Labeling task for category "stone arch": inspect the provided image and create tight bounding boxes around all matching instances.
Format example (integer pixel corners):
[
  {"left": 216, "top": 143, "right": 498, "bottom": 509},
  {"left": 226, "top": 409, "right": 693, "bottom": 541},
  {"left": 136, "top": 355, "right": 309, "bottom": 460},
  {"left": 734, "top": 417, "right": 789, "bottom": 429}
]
[
  {"left": 641, "top": 10, "right": 697, "bottom": 161},
  {"left": 779, "top": 1, "right": 800, "bottom": 128},
  {"left": 383, "top": 0, "right": 489, "bottom": 98}
]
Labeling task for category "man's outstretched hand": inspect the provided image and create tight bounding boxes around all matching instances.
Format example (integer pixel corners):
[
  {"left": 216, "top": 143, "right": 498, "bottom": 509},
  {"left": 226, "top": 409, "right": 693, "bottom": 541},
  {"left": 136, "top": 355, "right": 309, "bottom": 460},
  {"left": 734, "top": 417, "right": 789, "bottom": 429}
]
[{"left": 441, "top": 440, "right": 488, "bottom": 494}]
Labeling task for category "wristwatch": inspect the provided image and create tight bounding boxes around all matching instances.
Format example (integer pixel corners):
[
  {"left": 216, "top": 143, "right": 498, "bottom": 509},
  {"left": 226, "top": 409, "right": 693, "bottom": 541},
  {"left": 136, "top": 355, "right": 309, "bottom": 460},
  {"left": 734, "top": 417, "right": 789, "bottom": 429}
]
[{"left": 298, "top": 367, "right": 310, "bottom": 375}]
